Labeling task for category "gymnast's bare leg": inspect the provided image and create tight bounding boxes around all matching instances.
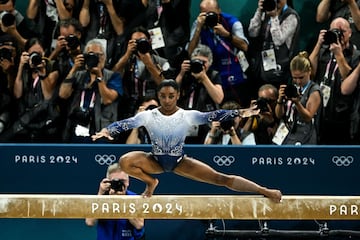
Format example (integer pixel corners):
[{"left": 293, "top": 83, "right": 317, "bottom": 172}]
[
  {"left": 173, "top": 156, "right": 282, "bottom": 202},
  {"left": 119, "top": 151, "right": 163, "bottom": 197}
]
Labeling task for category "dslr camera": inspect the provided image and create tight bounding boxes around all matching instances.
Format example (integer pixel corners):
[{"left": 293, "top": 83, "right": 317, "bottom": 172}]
[
  {"left": 190, "top": 59, "right": 204, "bottom": 74},
  {"left": 284, "top": 84, "right": 299, "bottom": 98},
  {"left": 262, "top": 0, "right": 279, "bottom": 12},
  {"left": 136, "top": 38, "right": 151, "bottom": 54},
  {"left": 0, "top": 48, "right": 12, "bottom": 62},
  {"left": 323, "top": 28, "right": 343, "bottom": 45},
  {"left": 84, "top": 52, "right": 99, "bottom": 69},
  {"left": 205, "top": 11, "right": 218, "bottom": 28},
  {"left": 104, "top": 179, "right": 125, "bottom": 193},
  {"left": 65, "top": 35, "right": 80, "bottom": 50},
  {"left": 0, "top": 11, "right": 15, "bottom": 27},
  {"left": 256, "top": 97, "right": 270, "bottom": 113},
  {"left": 220, "top": 119, "right": 234, "bottom": 131},
  {"left": 29, "top": 52, "right": 43, "bottom": 66}
]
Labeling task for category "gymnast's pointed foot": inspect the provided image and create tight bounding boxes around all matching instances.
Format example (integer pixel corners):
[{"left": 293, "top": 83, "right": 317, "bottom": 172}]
[
  {"left": 142, "top": 178, "right": 159, "bottom": 198},
  {"left": 261, "top": 188, "right": 282, "bottom": 203}
]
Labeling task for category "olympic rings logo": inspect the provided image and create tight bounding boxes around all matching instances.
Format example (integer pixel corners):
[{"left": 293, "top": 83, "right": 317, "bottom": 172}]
[
  {"left": 95, "top": 154, "right": 117, "bottom": 165},
  {"left": 213, "top": 155, "right": 236, "bottom": 166},
  {"left": 332, "top": 156, "right": 354, "bottom": 167}
]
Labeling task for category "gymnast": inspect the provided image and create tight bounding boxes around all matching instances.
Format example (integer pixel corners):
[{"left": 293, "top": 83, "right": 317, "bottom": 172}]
[{"left": 92, "top": 79, "right": 282, "bottom": 202}]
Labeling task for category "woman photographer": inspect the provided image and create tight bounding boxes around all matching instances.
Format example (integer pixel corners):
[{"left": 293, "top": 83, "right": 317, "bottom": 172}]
[
  {"left": 274, "top": 51, "right": 322, "bottom": 145},
  {"left": 0, "top": 37, "right": 62, "bottom": 142}
]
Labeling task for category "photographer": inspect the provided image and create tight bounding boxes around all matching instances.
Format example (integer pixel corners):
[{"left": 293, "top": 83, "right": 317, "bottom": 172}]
[
  {"left": 26, "top": 0, "right": 80, "bottom": 55},
  {"left": 204, "top": 101, "right": 256, "bottom": 145},
  {"left": 176, "top": 44, "right": 224, "bottom": 143},
  {"left": 59, "top": 38, "right": 123, "bottom": 142},
  {"left": 247, "top": 0, "right": 300, "bottom": 90},
  {"left": 0, "top": 37, "right": 61, "bottom": 142},
  {"left": 188, "top": 0, "right": 251, "bottom": 106},
  {"left": 112, "top": 26, "right": 172, "bottom": 120},
  {"left": 274, "top": 51, "right": 322, "bottom": 145},
  {"left": 309, "top": 17, "right": 360, "bottom": 144},
  {"left": 316, "top": 0, "right": 360, "bottom": 49},
  {"left": 85, "top": 163, "right": 145, "bottom": 240},
  {"left": 243, "top": 84, "right": 280, "bottom": 144}
]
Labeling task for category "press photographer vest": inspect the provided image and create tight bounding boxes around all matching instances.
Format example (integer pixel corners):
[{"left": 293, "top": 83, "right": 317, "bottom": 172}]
[{"left": 256, "top": 6, "right": 300, "bottom": 85}]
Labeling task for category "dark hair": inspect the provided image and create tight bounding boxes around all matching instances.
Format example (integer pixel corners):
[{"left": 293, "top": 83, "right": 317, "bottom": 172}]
[
  {"left": 59, "top": 18, "right": 83, "bottom": 34},
  {"left": 129, "top": 26, "right": 151, "bottom": 40},
  {"left": 157, "top": 79, "right": 179, "bottom": 92},
  {"left": 24, "top": 38, "right": 43, "bottom": 52}
]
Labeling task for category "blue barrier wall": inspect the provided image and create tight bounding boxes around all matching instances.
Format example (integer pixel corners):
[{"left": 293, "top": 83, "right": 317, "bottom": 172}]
[{"left": 0, "top": 144, "right": 359, "bottom": 239}]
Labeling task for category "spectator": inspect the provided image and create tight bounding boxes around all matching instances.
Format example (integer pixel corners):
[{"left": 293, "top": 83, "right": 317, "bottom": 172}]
[
  {"left": 26, "top": 0, "right": 78, "bottom": 55},
  {"left": 204, "top": 100, "right": 256, "bottom": 145},
  {"left": 274, "top": 51, "right": 322, "bottom": 145},
  {"left": 126, "top": 97, "right": 159, "bottom": 145},
  {"left": 1, "top": 0, "right": 37, "bottom": 49},
  {"left": 0, "top": 37, "right": 61, "bottom": 142},
  {"left": 59, "top": 38, "right": 123, "bottom": 143},
  {"left": 187, "top": 0, "right": 251, "bottom": 107},
  {"left": 85, "top": 163, "right": 145, "bottom": 240},
  {"left": 309, "top": 17, "right": 360, "bottom": 144},
  {"left": 341, "top": 60, "right": 360, "bottom": 143},
  {"left": 316, "top": 0, "right": 360, "bottom": 49},
  {"left": 79, "top": 0, "right": 147, "bottom": 68},
  {"left": 176, "top": 43, "right": 224, "bottom": 143},
  {"left": 144, "top": 0, "right": 191, "bottom": 66},
  {"left": 244, "top": 83, "right": 280, "bottom": 144},
  {"left": 0, "top": 33, "right": 18, "bottom": 93},
  {"left": 112, "top": 26, "right": 171, "bottom": 119},
  {"left": 248, "top": 0, "right": 300, "bottom": 89}
]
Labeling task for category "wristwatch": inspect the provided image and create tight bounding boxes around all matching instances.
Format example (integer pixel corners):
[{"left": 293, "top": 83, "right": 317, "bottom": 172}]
[{"left": 96, "top": 77, "right": 103, "bottom": 83}]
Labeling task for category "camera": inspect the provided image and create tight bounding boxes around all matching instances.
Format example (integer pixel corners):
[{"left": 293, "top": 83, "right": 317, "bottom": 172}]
[
  {"left": 256, "top": 97, "right": 270, "bottom": 112},
  {"left": 105, "top": 179, "right": 125, "bottom": 193},
  {"left": 323, "top": 29, "right": 343, "bottom": 45},
  {"left": 136, "top": 38, "right": 151, "bottom": 54},
  {"left": 284, "top": 84, "right": 299, "bottom": 98},
  {"left": 84, "top": 52, "right": 99, "bottom": 69},
  {"left": 220, "top": 119, "right": 234, "bottom": 131},
  {"left": 29, "top": 52, "right": 43, "bottom": 66},
  {"left": 0, "top": 48, "right": 12, "bottom": 61},
  {"left": 205, "top": 11, "right": 218, "bottom": 28},
  {"left": 65, "top": 35, "right": 80, "bottom": 50},
  {"left": 262, "top": 0, "right": 279, "bottom": 12},
  {"left": 0, "top": 11, "right": 15, "bottom": 27},
  {"left": 190, "top": 59, "right": 204, "bottom": 73}
]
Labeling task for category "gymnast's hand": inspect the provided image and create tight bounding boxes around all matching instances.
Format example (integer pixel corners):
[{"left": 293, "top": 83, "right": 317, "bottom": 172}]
[{"left": 91, "top": 128, "right": 114, "bottom": 141}]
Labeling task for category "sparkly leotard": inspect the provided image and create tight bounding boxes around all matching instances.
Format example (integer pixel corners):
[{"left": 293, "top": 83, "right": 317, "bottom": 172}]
[{"left": 107, "top": 108, "right": 238, "bottom": 171}]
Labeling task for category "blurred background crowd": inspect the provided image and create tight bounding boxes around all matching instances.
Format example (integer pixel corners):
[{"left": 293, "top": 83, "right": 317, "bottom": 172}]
[{"left": 0, "top": 0, "right": 360, "bottom": 145}]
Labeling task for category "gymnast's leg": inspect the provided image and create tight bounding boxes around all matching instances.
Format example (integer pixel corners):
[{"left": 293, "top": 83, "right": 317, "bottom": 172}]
[
  {"left": 119, "top": 151, "right": 163, "bottom": 197},
  {"left": 173, "top": 156, "right": 282, "bottom": 202}
]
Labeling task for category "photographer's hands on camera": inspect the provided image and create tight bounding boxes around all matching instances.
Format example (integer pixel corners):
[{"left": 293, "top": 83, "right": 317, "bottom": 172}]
[
  {"left": 278, "top": 84, "right": 300, "bottom": 104},
  {"left": 99, "top": 178, "right": 126, "bottom": 195}
]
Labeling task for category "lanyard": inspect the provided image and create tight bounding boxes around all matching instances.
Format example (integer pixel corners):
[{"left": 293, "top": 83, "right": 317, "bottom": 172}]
[
  {"left": 98, "top": 4, "right": 107, "bottom": 36},
  {"left": 323, "top": 55, "right": 339, "bottom": 84},
  {"left": 154, "top": 0, "right": 163, "bottom": 26},
  {"left": 33, "top": 76, "right": 40, "bottom": 89},
  {"left": 213, "top": 31, "right": 238, "bottom": 57},
  {"left": 300, "top": 80, "right": 311, "bottom": 95},
  {"left": 80, "top": 91, "right": 96, "bottom": 110}
]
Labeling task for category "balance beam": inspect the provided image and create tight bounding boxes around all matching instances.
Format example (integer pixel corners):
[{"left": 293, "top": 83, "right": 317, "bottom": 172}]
[{"left": 0, "top": 194, "right": 359, "bottom": 220}]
